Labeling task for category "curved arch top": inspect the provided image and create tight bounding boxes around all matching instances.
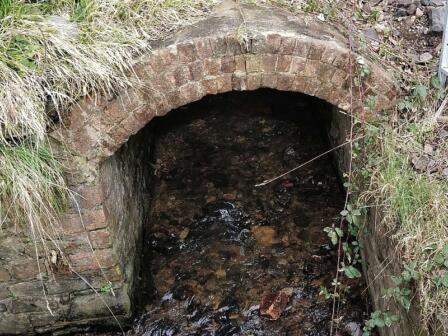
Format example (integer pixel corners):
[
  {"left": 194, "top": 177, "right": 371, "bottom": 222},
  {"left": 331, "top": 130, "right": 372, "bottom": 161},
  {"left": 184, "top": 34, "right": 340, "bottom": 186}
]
[{"left": 56, "top": 1, "right": 398, "bottom": 162}]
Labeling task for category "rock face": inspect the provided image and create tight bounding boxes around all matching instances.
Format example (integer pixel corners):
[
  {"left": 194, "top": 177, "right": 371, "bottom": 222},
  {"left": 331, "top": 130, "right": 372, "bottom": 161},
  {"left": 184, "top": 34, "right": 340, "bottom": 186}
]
[
  {"left": 0, "top": 1, "right": 399, "bottom": 334},
  {"left": 429, "top": 6, "right": 446, "bottom": 32}
]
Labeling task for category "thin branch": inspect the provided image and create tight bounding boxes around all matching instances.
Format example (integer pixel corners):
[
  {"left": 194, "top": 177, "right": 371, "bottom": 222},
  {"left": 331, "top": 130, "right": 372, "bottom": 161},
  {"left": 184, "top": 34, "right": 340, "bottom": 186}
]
[{"left": 254, "top": 136, "right": 365, "bottom": 188}]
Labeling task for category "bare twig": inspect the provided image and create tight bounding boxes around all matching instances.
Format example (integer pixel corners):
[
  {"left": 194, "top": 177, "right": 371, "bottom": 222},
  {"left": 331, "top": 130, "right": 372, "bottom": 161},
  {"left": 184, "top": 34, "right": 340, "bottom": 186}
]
[{"left": 254, "top": 136, "right": 364, "bottom": 187}]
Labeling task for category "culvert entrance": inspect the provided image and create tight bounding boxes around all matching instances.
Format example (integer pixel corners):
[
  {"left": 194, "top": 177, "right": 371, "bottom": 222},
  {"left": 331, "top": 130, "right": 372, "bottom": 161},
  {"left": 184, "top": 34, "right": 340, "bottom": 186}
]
[{"left": 97, "top": 90, "right": 371, "bottom": 335}]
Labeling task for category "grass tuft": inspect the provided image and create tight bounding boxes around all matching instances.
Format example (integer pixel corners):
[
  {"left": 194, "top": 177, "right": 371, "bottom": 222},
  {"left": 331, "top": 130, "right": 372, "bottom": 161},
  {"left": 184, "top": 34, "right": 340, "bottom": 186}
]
[{"left": 361, "top": 123, "right": 448, "bottom": 327}]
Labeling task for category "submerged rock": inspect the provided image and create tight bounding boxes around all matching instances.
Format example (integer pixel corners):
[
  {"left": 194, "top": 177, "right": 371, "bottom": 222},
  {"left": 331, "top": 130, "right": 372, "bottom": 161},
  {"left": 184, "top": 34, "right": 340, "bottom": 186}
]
[{"left": 260, "top": 287, "right": 293, "bottom": 320}]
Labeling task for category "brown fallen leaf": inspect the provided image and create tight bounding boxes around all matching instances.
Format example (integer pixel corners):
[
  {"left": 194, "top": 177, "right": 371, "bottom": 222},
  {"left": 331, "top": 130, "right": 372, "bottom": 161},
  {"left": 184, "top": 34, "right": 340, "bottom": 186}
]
[{"left": 260, "top": 287, "right": 293, "bottom": 320}]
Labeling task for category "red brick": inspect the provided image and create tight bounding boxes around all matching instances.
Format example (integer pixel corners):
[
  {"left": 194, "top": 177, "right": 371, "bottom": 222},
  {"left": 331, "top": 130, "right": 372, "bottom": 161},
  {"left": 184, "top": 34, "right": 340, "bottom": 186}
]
[
  {"left": 303, "top": 59, "right": 321, "bottom": 77},
  {"left": 289, "top": 56, "right": 306, "bottom": 74},
  {"left": 245, "top": 55, "right": 261, "bottom": 73},
  {"left": 209, "top": 36, "right": 227, "bottom": 56},
  {"left": 72, "top": 185, "right": 103, "bottom": 209},
  {"left": 90, "top": 229, "right": 111, "bottom": 249},
  {"left": 266, "top": 34, "right": 282, "bottom": 53},
  {"left": 204, "top": 58, "right": 221, "bottom": 76},
  {"left": 158, "top": 46, "right": 178, "bottom": 66},
  {"left": 308, "top": 41, "right": 326, "bottom": 60},
  {"left": 293, "top": 37, "right": 310, "bottom": 57},
  {"left": 202, "top": 77, "right": 219, "bottom": 95},
  {"left": 189, "top": 60, "right": 205, "bottom": 81},
  {"left": 216, "top": 74, "right": 232, "bottom": 93},
  {"left": 173, "top": 65, "right": 192, "bottom": 86},
  {"left": 277, "top": 55, "right": 292, "bottom": 72},
  {"left": 261, "top": 73, "right": 277, "bottom": 88},
  {"left": 179, "top": 82, "right": 204, "bottom": 105},
  {"left": 231, "top": 74, "right": 247, "bottom": 91},
  {"left": 194, "top": 38, "right": 213, "bottom": 59},
  {"left": 235, "top": 55, "right": 246, "bottom": 73},
  {"left": 277, "top": 74, "right": 295, "bottom": 91},
  {"left": 177, "top": 42, "right": 196, "bottom": 63},
  {"left": 247, "top": 73, "right": 261, "bottom": 90},
  {"left": 221, "top": 55, "right": 236, "bottom": 73},
  {"left": 261, "top": 54, "right": 277, "bottom": 73},
  {"left": 279, "top": 36, "right": 296, "bottom": 55}
]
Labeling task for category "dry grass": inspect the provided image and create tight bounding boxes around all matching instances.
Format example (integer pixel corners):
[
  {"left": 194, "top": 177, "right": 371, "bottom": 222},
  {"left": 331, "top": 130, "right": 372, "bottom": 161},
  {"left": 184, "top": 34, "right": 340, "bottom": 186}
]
[
  {"left": 360, "top": 122, "right": 448, "bottom": 328},
  {"left": 0, "top": 0, "right": 218, "bottom": 233}
]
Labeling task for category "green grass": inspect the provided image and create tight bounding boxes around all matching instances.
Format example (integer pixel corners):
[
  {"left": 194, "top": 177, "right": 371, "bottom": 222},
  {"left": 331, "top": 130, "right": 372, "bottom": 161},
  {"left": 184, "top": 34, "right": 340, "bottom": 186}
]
[
  {"left": 0, "top": 139, "right": 67, "bottom": 242},
  {"left": 361, "top": 123, "right": 448, "bottom": 327}
]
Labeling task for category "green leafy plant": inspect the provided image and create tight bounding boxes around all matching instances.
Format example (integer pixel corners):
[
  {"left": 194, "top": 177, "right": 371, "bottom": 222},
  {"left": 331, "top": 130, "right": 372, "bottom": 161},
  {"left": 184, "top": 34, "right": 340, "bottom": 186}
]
[
  {"left": 99, "top": 282, "right": 113, "bottom": 294},
  {"left": 363, "top": 311, "right": 400, "bottom": 336},
  {"left": 302, "top": 0, "right": 320, "bottom": 13}
]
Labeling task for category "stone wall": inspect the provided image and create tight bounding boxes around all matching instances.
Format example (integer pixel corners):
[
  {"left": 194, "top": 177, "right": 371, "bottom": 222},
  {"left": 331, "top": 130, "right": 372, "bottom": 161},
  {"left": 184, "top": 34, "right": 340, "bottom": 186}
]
[{"left": 0, "top": 1, "right": 400, "bottom": 334}]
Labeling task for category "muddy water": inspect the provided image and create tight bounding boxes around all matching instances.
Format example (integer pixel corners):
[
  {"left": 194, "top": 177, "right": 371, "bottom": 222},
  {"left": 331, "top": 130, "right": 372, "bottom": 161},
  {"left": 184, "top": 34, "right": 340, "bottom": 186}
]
[{"left": 92, "top": 91, "right": 370, "bottom": 335}]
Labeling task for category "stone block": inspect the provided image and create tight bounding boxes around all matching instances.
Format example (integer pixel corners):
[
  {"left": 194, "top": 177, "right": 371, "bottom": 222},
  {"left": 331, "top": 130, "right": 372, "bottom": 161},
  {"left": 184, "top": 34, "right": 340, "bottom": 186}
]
[
  {"left": 71, "top": 185, "right": 104, "bottom": 209},
  {"left": 209, "top": 36, "right": 227, "bottom": 57},
  {"left": 332, "top": 68, "right": 348, "bottom": 87},
  {"left": 10, "top": 261, "right": 41, "bottom": 281},
  {"left": 90, "top": 230, "right": 111, "bottom": 249},
  {"left": 68, "top": 288, "right": 129, "bottom": 319},
  {"left": 321, "top": 47, "right": 338, "bottom": 64},
  {"left": 0, "top": 312, "right": 32, "bottom": 334},
  {"left": 0, "top": 268, "right": 11, "bottom": 282},
  {"left": 69, "top": 249, "right": 116, "bottom": 273}
]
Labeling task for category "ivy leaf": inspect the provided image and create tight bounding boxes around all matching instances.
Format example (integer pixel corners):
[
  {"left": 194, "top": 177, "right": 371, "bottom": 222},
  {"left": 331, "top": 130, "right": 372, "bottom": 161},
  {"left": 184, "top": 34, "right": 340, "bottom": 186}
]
[
  {"left": 335, "top": 227, "right": 344, "bottom": 237},
  {"left": 441, "top": 273, "right": 448, "bottom": 288},
  {"left": 391, "top": 276, "right": 402, "bottom": 286},
  {"left": 344, "top": 266, "right": 362, "bottom": 279},
  {"left": 413, "top": 84, "right": 427, "bottom": 99}
]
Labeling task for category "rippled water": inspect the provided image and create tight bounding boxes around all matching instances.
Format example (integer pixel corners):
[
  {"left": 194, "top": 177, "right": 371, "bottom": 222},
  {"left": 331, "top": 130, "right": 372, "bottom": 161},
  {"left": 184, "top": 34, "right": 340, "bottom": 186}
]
[{"left": 82, "top": 91, "right": 371, "bottom": 336}]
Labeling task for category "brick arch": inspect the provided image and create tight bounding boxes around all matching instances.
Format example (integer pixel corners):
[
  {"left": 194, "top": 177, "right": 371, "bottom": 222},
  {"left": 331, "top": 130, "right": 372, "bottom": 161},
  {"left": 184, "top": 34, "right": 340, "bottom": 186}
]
[
  {"left": 57, "top": 4, "right": 398, "bottom": 163},
  {"left": 9, "top": 4, "right": 398, "bottom": 333}
]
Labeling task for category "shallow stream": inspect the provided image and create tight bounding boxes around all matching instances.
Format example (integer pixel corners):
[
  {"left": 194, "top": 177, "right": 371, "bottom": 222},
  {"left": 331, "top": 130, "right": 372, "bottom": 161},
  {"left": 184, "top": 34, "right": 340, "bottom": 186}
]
[{"left": 83, "top": 91, "right": 370, "bottom": 336}]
